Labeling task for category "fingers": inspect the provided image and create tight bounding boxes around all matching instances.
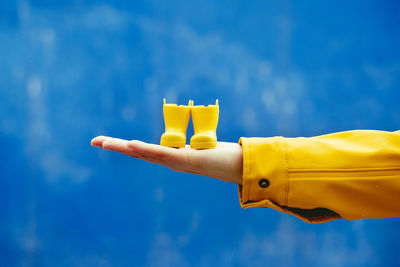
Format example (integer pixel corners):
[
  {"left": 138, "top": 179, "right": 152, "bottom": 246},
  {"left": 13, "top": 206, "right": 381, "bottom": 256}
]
[
  {"left": 91, "top": 136, "right": 108, "bottom": 147},
  {"left": 92, "top": 136, "right": 136, "bottom": 156},
  {"left": 91, "top": 136, "right": 187, "bottom": 167},
  {"left": 101, "top": 138, "right": 132, "bottom": 155},
  {"left": 127, "top": 140, "right": 182, "bottom": 162},
  {"left": 127, "top": 140, "right": 191, "bottom": 169}
]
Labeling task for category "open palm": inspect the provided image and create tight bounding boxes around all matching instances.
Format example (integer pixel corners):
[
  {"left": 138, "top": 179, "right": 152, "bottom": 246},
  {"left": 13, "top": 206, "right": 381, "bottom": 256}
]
[{"left": 91, "top": 136, "right": 243, "bottom": 184}]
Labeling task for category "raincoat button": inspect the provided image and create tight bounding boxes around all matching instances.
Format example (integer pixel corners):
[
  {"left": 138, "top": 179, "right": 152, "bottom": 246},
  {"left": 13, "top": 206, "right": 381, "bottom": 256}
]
[{"left": 259, "top": 179, "right": 270, "bottom": 188}]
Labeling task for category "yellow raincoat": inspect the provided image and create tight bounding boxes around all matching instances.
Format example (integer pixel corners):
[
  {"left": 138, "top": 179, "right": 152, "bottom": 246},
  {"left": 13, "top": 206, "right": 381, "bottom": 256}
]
[{"left": 238, "top": 130, "right": 400, "bottom": 223}]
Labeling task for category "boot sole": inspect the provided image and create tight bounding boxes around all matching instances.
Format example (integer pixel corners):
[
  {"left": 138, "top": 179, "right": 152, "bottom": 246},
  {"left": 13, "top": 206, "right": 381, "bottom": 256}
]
[
  {"left": 190, "top": 141, "right": 217, "bottom": 149},
  {"left": 160, "top": 139, "right": 186, "bottom": 148}
]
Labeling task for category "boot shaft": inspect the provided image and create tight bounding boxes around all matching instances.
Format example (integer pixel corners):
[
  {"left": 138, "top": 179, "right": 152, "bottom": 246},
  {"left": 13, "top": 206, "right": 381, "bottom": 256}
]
[
  {"left": 163, "top": 99, "right": 192, "bottom": 134},
  {"left": 191, "top": 100, "right": 219, "bottom": 134}
]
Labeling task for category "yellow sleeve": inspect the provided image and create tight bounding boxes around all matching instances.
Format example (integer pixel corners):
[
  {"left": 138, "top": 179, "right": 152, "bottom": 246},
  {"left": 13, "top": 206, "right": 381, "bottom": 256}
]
[{"left": 238, "top": 130, "right": 400, "bottom": 224}]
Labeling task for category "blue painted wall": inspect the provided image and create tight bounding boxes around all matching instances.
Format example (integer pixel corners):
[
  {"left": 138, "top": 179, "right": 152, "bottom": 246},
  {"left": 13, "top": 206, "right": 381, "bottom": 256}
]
[{"left": 1, "top": 0, "right": 399, "bottom": 266}]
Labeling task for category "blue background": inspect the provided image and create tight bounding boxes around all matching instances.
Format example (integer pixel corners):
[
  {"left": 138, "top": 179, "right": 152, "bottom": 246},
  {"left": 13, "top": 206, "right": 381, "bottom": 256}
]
[{"left": 1, "top": 0, "right": 400, "bottom": 266}]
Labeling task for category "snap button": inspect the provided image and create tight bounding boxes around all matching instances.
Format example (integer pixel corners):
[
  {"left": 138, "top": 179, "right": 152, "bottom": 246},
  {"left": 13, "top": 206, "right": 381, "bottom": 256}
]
[{"left": 258, "top": 179, "right": 270, "bottom": 188}]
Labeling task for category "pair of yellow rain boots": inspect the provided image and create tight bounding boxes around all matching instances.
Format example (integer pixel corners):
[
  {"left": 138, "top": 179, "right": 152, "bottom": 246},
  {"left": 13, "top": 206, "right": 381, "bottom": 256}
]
[{"left": 160, "top": 99, "right": 219, "bottom": 149}]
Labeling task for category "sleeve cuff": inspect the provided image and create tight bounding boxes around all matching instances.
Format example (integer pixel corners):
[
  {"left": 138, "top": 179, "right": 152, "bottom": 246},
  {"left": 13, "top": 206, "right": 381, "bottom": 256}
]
[
  {"left": 238, "top": 137, "right": 288, "bottom": 209},
  {"left": 237, "top": 136, "right": 341, "bottom": 224}
]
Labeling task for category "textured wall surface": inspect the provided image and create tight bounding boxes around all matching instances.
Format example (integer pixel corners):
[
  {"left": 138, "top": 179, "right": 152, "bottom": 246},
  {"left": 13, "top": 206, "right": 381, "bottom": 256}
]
[{"left": 1, "top": 0, "right": 400, "bottom": 266}]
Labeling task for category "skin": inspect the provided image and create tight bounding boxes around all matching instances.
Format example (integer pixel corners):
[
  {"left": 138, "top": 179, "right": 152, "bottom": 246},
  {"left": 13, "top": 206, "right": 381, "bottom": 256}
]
[{"left": 91, "top": 136, "right": 243, "bottom": 184}]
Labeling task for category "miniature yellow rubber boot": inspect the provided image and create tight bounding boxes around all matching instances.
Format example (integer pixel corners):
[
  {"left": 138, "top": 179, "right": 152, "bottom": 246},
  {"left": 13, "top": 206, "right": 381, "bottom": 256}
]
[
  {"left": 190, "top": 100, "right": 219, "bottom": 149},
  {"left": 160, "top": 99, "right": 193, "bottom": 148}
]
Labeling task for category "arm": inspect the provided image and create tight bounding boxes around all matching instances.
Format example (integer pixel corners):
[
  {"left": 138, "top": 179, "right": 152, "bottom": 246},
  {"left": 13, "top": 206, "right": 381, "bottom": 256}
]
[{"left": 92, "top": 130, "right": 400, "bottom": 224}]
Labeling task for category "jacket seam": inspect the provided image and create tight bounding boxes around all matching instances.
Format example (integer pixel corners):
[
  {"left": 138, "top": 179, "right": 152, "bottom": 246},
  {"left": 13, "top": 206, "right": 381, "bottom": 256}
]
[
  {"left": 247, "top": 139, "right": 252, "bottom": 203},
  {"left": 283, "top": 137, "right": 289, "bottom": 207},
  {"left": 289, "top": 167, "right": 400, "bottom": 172}
]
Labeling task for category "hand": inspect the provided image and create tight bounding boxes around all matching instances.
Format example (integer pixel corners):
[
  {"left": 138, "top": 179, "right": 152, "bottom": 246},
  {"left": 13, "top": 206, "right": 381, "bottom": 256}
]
[{"left": 91, "top": 136, "right": 243, "bottom": 184}]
